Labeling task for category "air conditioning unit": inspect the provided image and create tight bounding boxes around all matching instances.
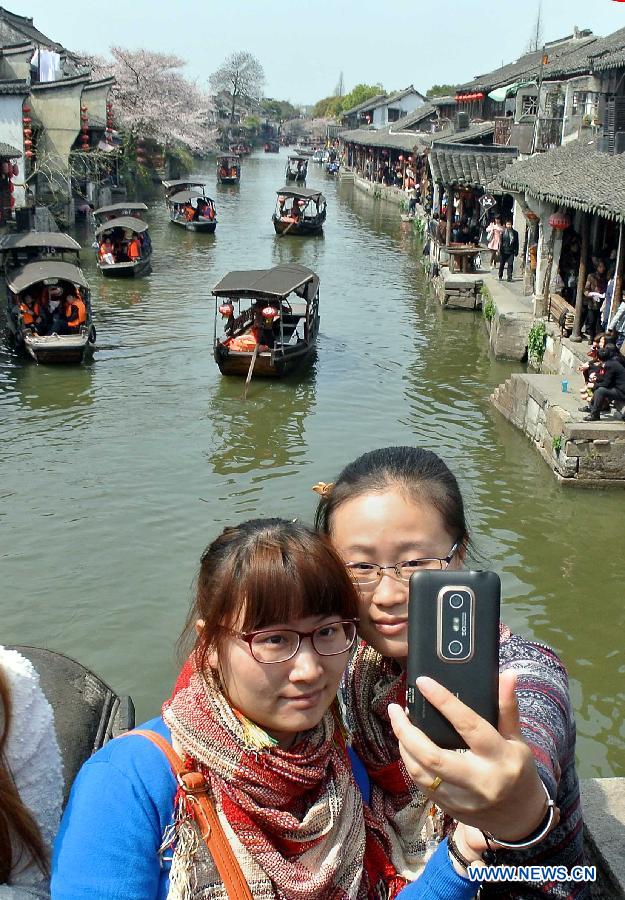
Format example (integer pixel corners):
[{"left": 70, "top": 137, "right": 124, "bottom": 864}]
[{"left": 456, "top": 110, "right": 469, "bottom": 131}]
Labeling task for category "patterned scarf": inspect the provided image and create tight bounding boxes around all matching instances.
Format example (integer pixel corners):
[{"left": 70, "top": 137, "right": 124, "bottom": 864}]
[
  {"left": 341, "top": 642, "right": 444, "bottom": 882},
  {"left": 162, "top": 655, "right": 406, "bottom": 900}
]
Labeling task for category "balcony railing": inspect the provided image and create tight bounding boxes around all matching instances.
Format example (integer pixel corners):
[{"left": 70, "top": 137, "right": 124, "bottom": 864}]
[
  {"left": 494, "top": 117, "right": 513, "bottom": 146},
  {"left": 535, "top": 117, "right": 564, "bottom": 151}
]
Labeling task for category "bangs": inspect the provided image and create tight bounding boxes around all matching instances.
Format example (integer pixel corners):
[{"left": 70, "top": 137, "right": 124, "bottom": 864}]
[{"left": 228, "top": 533, "right": 358, "bottom": 632}]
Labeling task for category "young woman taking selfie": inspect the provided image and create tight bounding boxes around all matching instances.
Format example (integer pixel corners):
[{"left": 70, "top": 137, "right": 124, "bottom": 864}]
[
  {"left": 316, "top": 446, "right": 586, "bottom": 899},
  {"left": 52, "top": 518, "right": 491, "bottom": 899}
]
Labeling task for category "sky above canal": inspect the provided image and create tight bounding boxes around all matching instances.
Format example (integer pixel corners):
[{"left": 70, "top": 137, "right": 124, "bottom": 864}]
[{"left": 12, "top": 0, "right": 625, "bottom": 104}]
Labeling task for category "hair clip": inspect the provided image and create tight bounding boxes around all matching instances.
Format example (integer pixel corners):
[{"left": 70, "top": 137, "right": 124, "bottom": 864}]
[{"left": 312, "top": 481, "right": 334, "bottom": 498}]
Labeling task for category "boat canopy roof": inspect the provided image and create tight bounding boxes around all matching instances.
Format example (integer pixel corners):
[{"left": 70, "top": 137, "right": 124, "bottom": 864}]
[
  {"left": 8, "top": 260, "right": 89, "bottom": 293},
  {"left": 168, "top": 189, "right": 208, "bottom": 204},
  {"left": 0, "top": 231, "right": 81, "bottom": 252},
  {"left": 93, "top": 202, "right": 148, "bottom": 216},
  {"left": 213, "top": 263, "right": 318, "bottom": 300},
  {"left": 276, "top": 186, "right": 324, "bottom": 200},
  {"left": 162, "top": 179, "right": 206, "bottom": 190},
  {"left": 287, "top": 155, "right": 309, "bottom": 161},
  {"left": 95, "top": 216, "right": 149, "bottom": 237},
  {"left": 218, "top": 154, "right": 240, "bottom": 161}
]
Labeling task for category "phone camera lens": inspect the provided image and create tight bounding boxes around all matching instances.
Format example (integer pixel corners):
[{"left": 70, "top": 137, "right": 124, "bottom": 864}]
[
  {"left": 449, "top": 592, "right": 464, "bottom": 609},
  {"left": 448, "top": 640, "right": 463, "bottom": 656}
]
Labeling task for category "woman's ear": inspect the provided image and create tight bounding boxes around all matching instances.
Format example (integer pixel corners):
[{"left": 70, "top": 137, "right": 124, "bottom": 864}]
[
  {"left": 195, "top": 618, "right": 205, "bottom": 637},
  {"left": 455, "top": 540, "right": 468, "bottom": 566}
]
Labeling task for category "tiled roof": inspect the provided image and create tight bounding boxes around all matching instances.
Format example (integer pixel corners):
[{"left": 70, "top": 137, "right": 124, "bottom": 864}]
[
  {"left": 495, "top": 139, "right": 625, "bottom": 222},
  {"left": 0, "top": 78, "right": 28, "bottom": 94},
  {"left": 459, "top": 32, "right": 593, "bottom": 93},
  {"left": 0, "top": 6, "right": 63, "bottom": 50},
  {"left": 429, "top": 142, "right": 518, "bottom": 187},
  {"left": 339, "top": 125, "right": 419, "bottom": 152},
  {"left": 341, "top": 121, "right": 496, "bottom": 153},
  {"left": 429, "top": 95, "right": 457, "bottom": 107},
  {"left": 367, "top": 85, "right": 425, "bottom": 111},
  {"left": 341, "top": 93, "right": 388, "bottom": 117},
  {"left": 392, "top": 103, "right": 438, "bottom": 132},
  {"left": 0, "top": 141, "right": 21, "bottom": 157}
]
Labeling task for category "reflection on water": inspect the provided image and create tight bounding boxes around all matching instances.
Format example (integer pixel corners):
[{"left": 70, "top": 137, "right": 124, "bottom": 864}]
[{"left": 1, "top": 151, "right": 623, "bottom": 776}]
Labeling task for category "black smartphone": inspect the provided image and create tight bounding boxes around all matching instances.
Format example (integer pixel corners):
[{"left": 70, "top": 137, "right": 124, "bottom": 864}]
[{"left": 406, "top": 570, "right": 500, "bottom": 750}]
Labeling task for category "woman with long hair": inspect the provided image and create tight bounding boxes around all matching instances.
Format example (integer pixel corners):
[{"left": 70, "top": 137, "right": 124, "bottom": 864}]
[
  {"left": 53, "top": 518, "right": 495, "bottom": 899},
  {"left": 0, "top": 646, "right": 63, "bottom": 897},
  {"left": 315, "top": 447, "right": 586, "bottom": 899}
]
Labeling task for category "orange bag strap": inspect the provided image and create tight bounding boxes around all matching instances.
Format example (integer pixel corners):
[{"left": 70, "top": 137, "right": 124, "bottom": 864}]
[{"left": 120, "top": 729, "right": 253, "bottom": 900}]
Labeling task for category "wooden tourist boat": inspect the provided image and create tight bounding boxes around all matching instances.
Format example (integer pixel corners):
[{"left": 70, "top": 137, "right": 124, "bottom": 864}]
[
  {"left": 91, "top": 202, "right": 148, "bottom": 223},
  {"left": 229, "top": 142, "right": 251, "bottom": 156},
  {"left": 212, "top": 263, "right": 320, "bottom": 378},
  {"left": 166, "top": 187, "right": 217, "bottom": 233},
  {"left": 264, "top": 141, "right": 280, "bottom": 153},
  {"left": 93, "top": 215, "right": 152, "bottom": 278},
  {"left": 1, "top": 232, "right": 95, "bottom": 364},
  {"left": 272, "top": 187, "right": 326, "bottom": 236},
  {"left": 216, "top": 155, "right": 241, "bottom": 185},
  {"left": 285, "top": 155, "right": 308, "bottom": 182}
]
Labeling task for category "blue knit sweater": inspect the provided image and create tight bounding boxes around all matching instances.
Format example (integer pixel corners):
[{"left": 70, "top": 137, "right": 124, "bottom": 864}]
[{"left": 52, "top": 716, "right": 477, "bottom": 899}]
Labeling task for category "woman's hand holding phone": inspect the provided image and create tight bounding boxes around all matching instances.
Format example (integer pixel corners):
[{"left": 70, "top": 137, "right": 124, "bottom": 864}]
[{"left": 388, "top": 671, "right": 556, "bottom": 843}]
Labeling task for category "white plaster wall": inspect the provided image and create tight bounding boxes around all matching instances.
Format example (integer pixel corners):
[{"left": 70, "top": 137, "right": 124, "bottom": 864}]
[
  {"left": 372, "top": 93, "right": 425, "bottom": 128},
  {"left": 0, "top": 95, "right": 26, "bottom": 207}
]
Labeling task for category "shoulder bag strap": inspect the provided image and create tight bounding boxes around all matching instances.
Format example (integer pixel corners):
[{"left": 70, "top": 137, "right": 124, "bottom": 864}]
[{"left": 120, "top": 729, "right": 254, "bottom": 900}]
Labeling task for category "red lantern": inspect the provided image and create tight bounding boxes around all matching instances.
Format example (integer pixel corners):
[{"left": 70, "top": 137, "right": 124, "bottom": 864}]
[
  {"left": 22, "top": 116, "right": 31, "bottom": 125},
  {"left": 525, "top": 210, "right": 539, "bottom": 222},
  {"left": 8, "top": 181, "right": 14, "bottom": 193},
  {"left": 261, "top": 305, "right": 279, "bottom": 320},
  {"left": 10, "top": 195, "right": 15, "bottom": 208},
  {"left": 22, "top": 105, "right": 30, "bottom": 113},
  {"left": 25, "top": 149, "right": 34, "bottom": 158},
  {"left": 219, "top": 302, "right": 234, "bottom": 318},
  {"left": 549, "top": 211, "right": 570, "bottom": 231},
  {"left": 24, "top": 139, "right": 32, "bottom": 148}
]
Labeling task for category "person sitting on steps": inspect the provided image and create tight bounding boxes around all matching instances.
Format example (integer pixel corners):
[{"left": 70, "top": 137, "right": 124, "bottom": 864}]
[{"left": 580, "top": 345, "right": 625, "bottom": 421}]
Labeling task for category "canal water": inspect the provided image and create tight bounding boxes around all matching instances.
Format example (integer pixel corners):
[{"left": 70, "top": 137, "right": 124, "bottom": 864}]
[{"left": 1, "top": 152, "right": 622, "bottom": 778}]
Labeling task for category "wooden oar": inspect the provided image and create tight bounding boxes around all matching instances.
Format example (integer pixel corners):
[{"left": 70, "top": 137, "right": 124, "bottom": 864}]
[
  {"left": 243, "top": 343, "right": 259, "bottom": 400},
  {"left": 278, "top": 217, "right": 297, "bottom": 238}
]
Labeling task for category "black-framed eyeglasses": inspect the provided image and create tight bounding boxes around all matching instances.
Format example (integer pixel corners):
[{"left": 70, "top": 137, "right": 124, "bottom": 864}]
[
  {"left": 345, "top": 541, "right": 460, "bottom": 588},
  {"left": 232, "top": 619, "right": 359, "bottom": 664}
]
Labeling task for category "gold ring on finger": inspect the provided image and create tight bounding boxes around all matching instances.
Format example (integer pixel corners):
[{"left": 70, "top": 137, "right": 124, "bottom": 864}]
[{"left": 428, "top": 775, "right": 443, "bottom": 792}]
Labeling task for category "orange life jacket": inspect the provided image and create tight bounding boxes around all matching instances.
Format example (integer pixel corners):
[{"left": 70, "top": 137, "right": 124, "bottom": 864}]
[
  {"left": 64, "top": 298, "right": 87, "bottom": 329},
  {"left": 19, "top": 301, "right": 39, "bottom": 326},
  {"left": 128, "top": 239, "right": 141, "bottom": 259}
]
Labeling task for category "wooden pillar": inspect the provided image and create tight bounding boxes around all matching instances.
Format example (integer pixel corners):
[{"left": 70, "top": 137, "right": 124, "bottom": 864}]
[
  {"left": 445, "top": 185, "right": 454, "bottom": 245},
  {"left": 610, "top": 222, "right": 624, "bottom": 323},
  {"left": 571, "top": 213, "right": 589, "bottom": 342}
]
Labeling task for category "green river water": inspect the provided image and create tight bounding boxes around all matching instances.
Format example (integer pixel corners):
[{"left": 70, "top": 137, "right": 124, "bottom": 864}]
[{"left": 1, "top": 151, "right": 623, "bottom": 777}]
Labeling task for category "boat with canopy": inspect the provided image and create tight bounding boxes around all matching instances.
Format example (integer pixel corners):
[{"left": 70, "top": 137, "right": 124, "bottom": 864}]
[
  {"left": 1, "top": 232, "right": 95, "bottom": 363},
  {"left": 164, "top": 183, "right": 217, "bottom": 233},
  {"left": 93, "top": 208, "right": 152, "bottom": 278},
  {"left": 216, "top": 155, "right": 241, "bottom": 184},
  {"left": 272, "top": 187, "right": 326, "bottom": 236},
  {"left": 285, "top": 155, "right": 308, "bottom": 182},
  {"left": 212, "top": 263, "right": 320, "bottom": 378}
]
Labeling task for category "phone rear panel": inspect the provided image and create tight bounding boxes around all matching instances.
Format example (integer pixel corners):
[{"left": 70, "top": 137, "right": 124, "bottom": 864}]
[{"left": 406, "top": 570, "right": 500, "bottom": 750}]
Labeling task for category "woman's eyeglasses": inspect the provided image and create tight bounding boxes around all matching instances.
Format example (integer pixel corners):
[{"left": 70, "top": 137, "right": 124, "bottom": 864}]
[
  {"left": 233, "top": 619, "right": 359, "bottom": 664},
  {"left": 345, "top": 541, "right": 460, "bottom": 588}
]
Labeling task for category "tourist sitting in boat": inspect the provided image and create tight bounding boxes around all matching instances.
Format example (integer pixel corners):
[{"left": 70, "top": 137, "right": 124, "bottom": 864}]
[
  {"left": 18, "top": 293, "right": 42, "bottom": 333},
  {"left": 44, "top": 286, "right": 65, "bottom": 335},
  {"left": 127, "top": 236, "right": 142, "bottom": 262},
  {"left": 52, "top": 517, "right": 492, "bottom": 899},
  {"left": 63, "top": 291, "right": 87, "bottom": 333},
  {"left": 98, "top": 238, "right": 115, "bottom": 266}
]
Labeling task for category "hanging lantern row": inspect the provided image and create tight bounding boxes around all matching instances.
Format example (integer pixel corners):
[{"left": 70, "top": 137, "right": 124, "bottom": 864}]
[
  {"left": 455, "top": 92, "right": 485, "bottom": 103},
  {"left": 548, "top": 211, "right": 570, "bottom": 231},
  {"left": 22, "top": 104, "right": 34, "bottom": 161}
]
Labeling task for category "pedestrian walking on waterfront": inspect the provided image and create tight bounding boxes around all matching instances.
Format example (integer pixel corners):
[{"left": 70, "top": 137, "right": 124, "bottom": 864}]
[
  {"left": 52, "top": 518, "right": 497, "bottom": 900},
  {"left": 486, "top": 216, "right": 504, "bottom": 266},
  {"left": 315, "top": 446, "right": 588, "bottom": 899},
  {"left": 498, "top": 219, "right": 518, "bottom": 281}
]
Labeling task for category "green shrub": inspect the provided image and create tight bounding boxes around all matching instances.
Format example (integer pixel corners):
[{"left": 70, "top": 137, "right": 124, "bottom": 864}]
[
  {"left": 552, "top": 435, "right": 562, "bottom": 453},
  {"left": 528, "top": 321, "right": 547, "bottom": 366},
  {"left": 482, "top": 286, "right": 496, "bottom": 323}
]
